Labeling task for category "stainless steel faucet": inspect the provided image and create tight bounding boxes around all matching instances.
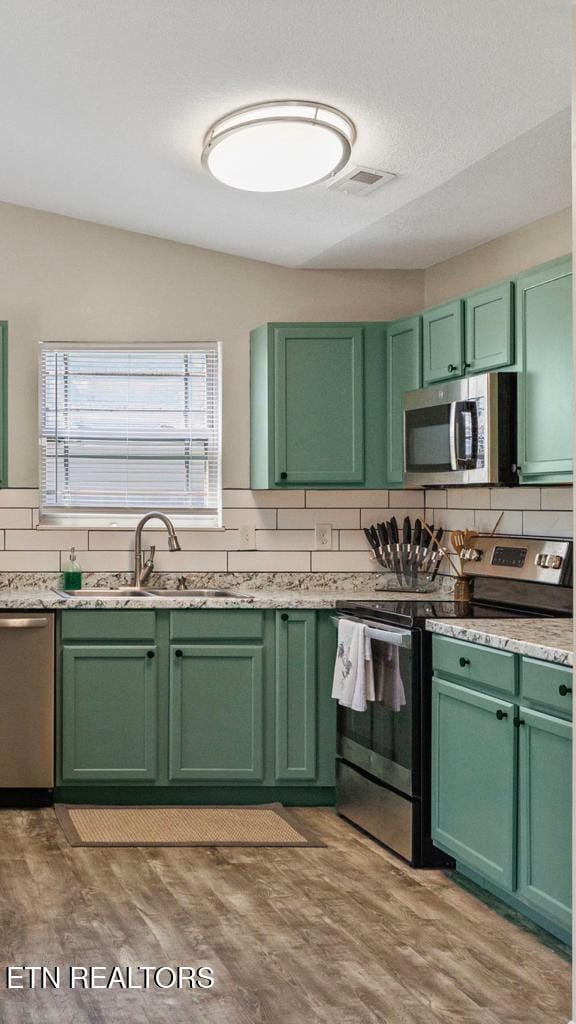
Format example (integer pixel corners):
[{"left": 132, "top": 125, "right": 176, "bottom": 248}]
[{"left": 133, "top": 512, "right": 181, "bottom": 587}]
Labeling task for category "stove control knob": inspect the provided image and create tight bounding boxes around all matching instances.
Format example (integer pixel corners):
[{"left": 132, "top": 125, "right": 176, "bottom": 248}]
[
  {"left": 536, "top": 553, "right": 547, "bottom": 567},
  {"left": 546, "top": 554, "right": 563, "bottom": 570},
  {"left": 462, "top": 548, "right": 482, "bottom": 562}
]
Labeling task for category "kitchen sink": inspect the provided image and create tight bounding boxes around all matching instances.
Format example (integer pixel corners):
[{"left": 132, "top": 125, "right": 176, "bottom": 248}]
[{"left": 54, "top": 587, "right": 250, "bottom": 599}]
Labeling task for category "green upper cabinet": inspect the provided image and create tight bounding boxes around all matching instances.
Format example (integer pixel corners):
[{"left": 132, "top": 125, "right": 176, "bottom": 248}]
[
  {"left": 516, "top": 256, "right": 572, "bottom": 484},
  {"left": 464, "top": 281, "right": 514, "bottom": 374},
  {"left": 422, "top": 300, "right": 465, "bottom": 385},
  {"left": 169, "top": 643, "right": 264, "bottom": 781},
  {"left": 250, "top": 322, "right": 388, "bottom": 489},
  {"left": 517, "top": 707, "right": 572, "bottom": 933},
  {"left": 431, "top": 677, "right": 516, "bottom": 891},
  {"left": 61, "top": 644, "right": 158, "bottom": 782},
  {"left": 385, "top": 316, "right": 422, "bottom": 487}
]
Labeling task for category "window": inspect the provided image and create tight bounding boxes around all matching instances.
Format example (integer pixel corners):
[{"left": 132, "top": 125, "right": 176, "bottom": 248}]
[{"left": 39, "top": 342, "right": 222, "bottom": 527}]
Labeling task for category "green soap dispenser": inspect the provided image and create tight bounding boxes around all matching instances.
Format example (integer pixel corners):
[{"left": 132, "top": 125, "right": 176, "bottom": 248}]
[{"left": 62, "top": 546, "right": 82, "bottom": 590}]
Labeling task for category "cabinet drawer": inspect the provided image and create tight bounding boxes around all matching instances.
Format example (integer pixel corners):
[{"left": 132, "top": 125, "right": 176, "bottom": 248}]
[
  {"left": 61, "top": 610, "right": 156, "bottom": 642},
  {"left": 432, "top": 635, "right": 516, "bottom": 696},
  {"left": 520, "top": 657, "right": 572, "bottom": 718},
  {"left": 170, "top": 609, "right": 264, "bottom": 641}
]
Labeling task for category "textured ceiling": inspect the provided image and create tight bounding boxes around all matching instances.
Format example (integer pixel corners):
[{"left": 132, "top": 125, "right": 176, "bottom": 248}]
[{"left": 0, "top": 0, "right": 570, "bottom": 268}]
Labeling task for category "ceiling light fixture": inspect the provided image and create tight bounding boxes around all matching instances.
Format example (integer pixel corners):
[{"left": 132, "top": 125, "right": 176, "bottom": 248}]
[{"left": 202, "top": 100, "right": 355, "bottom": 192}]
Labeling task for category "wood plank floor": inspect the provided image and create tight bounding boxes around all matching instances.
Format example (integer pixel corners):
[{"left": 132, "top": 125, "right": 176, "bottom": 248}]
[{"left": 0, "top": 807, "right": 570, "bottom": 1023}]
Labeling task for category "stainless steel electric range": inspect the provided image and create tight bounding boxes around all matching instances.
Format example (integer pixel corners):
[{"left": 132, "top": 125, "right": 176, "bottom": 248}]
[{"left": 334, "top": 534, "right": 573, "bottom": 867}]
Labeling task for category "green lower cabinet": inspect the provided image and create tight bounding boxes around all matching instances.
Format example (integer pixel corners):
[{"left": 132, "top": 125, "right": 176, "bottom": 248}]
[
  {"left": 169, "top": 644, "right": 264, "bottom": 781},
  {"left": 275, "top": 611, "right": 317, "bottom": 781},
  {"left": 517, "top": 707, "right": 572, "bottom": 932},
  {"left": 432, "top": 677, "right": 516, "bottom": 890},
  {"left": 61, "top": 645, "right": 158, "bottom": 781}
]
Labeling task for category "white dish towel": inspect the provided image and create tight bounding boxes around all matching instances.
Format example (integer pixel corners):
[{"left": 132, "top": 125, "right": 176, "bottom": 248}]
[
  {"left": 332, "top": 618, "right": 375, "bottom": 712},
  {"left": 373, "top": 643, "right": 407, "bottom": 712}
]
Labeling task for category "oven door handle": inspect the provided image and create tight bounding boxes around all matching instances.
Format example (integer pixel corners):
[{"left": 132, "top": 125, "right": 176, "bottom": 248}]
[{"left": 330, "top": 616, "right": 412, "bottom": 649}]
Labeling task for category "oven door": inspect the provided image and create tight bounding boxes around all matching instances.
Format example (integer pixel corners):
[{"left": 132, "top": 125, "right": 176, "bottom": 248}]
[{"left": 337, "top": 620, "right": 415, "bottom": 796}]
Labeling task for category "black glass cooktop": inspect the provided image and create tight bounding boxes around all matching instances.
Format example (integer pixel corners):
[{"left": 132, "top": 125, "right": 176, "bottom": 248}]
[{"left": 334, "top": 599, "right": 561, "bottom": 629}]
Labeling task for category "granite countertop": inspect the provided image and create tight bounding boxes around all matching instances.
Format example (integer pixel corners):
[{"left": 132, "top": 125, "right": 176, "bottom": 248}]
[
  {"left": 426, "top": 618, "right": 574, "bottom": 667},
  {"left": 0, "top": 587, "right": 438, "bottom": 610}
]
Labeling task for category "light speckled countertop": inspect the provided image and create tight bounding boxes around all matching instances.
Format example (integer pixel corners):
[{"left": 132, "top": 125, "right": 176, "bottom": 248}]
[
  {"left": 0, "top": 588, "right": 439, "bottom": 610},
  {"left": 426, "top": 618, "right": 574, "bottom": 667}
]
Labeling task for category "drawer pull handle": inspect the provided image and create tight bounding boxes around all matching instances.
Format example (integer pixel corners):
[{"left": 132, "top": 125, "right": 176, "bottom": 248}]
[
  {"left": 459, "top": 657, "right": 470, "bottom": 667},
  {"left": 496, "top": 709, "right": 508, "bottom": 721},
  {"left": 146, "top": 650, "right": 155, "bottom": 659},
  {"left": 514, "top": 717, "right": 525, "bottom": 728},
  {"left": 175, "top": 649, "right": 183, "bottom": 658},
  {"left": 559, "top": 684, "right": 572, "bottom": 696}
]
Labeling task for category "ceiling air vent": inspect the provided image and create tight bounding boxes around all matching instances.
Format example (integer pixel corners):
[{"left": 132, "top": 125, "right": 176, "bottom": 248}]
[{"left": 329, "top": 166, "right": 397, "bottom": 195}]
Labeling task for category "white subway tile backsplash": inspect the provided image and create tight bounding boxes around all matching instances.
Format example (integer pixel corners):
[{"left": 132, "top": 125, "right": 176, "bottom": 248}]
[
  {"left": 522, "top": 511, "right": 573, "bottom": 538},
  {"left": 490, "top": 487, "right": 541, "bottom": 511},
  {"left": 6, "top": 529, "right": 89, "bottom": 551},
  {"left": 223, "top": 489, "right": 305, "bottom": 508},
  {"left": 0, "top": 489, "right": 39, "bottom": 507},
  {"left": 311, "top": 551, "right": 375, "bottom": 572},
  {"left": 228, "top": 551, "right": 310, "bottom": 572},
  {"left": 474, "top": 510, "right": 523, "bottom": 535},
  {"left": 425, "top": 490, "right": 448, "bottom": 508},
  {"left": 0, "top": 485, "right": 570, "bottom": 574},
  {"left": 0, "top": 551, "right": 60, "bottom": 571},
  {"left": 540, "top": 487, "right": 573, "bottom": 511},
  {"left": 339, "top": 530, "right": 370, "bottom": 551},
  {"left": 255, "top": 529, "right": 320, "bottom": 550},
  {"left": 360, "top": 508, "right": 424, "bottom": 529},
  {"left": 306, "top": 490, "right": 389, "bottom": 508},
  {"left": 278, "top": 508, "right": 359, "bottom": 529},
  {"left": 0, "top": 509, "right": 33, "bottom": 529},
  {"left": 447, "top": 488, "right": 491, "bottom": 509},
  {"left": 223, "top": 508, "right": 277, "bottom": 530}
]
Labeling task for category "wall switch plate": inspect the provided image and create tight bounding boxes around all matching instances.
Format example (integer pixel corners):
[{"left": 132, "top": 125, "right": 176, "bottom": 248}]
[
  {"left": 238, "top": 525, "right": 256, "bottom": 550},
  {"left": 315, "top": 524, "right": 332, "bottom": 550}
]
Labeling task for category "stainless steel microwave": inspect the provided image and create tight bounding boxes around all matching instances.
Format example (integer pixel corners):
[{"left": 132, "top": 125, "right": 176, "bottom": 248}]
[{"left": 402, "top": 372, "right": 517, "bottom": 487}]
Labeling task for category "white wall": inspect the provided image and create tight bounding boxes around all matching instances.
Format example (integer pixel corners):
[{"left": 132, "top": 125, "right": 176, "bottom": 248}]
[{"left": 0, "top": 200, "right": 423, "bottom": 489}]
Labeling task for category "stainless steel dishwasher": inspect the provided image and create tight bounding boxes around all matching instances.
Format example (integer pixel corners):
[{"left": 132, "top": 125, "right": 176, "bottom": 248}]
[{"left": 0, "top": 612, "right": 55, "bottom": 788}]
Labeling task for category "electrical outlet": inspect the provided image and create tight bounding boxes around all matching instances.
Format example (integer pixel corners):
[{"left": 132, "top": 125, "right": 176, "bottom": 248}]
[
  {"left": 315, "top": 524, "right": 332, "bottom": 550},
  {"left": 238, "top": 525, "right": 256, "bottom": 550}
]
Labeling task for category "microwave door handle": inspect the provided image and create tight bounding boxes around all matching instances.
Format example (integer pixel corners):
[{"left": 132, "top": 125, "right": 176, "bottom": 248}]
[
  {"left": 449, "top": 402, "right": 458, "bottom": 470},
  {"left": 461, "top": 408, "right": 474, "bottom": 461}
]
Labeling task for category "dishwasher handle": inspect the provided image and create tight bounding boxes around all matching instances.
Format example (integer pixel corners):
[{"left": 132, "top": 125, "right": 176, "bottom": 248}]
[{"left": 0, "top": 616, "right": 50, "bottom": 629}]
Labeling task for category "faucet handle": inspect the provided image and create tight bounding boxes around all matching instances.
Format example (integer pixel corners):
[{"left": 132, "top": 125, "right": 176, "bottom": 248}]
[{"left": 146, "top": 545, "right": 156, "bottom": 561}]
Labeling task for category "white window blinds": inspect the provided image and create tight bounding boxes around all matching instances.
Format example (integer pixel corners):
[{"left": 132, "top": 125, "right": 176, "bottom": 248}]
[{"left": 39, "top": 342, "right": 222, "bottom": 526}]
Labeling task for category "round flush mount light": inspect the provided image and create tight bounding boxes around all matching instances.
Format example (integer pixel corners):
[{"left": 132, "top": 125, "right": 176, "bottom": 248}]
[{"left": 202, "top": 100, "right": 356, "bottom": 192}]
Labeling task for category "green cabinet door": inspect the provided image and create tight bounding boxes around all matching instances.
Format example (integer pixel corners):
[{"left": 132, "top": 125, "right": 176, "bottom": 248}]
[
  {"left": 273, "top": 325, "right": 365, "bottom": 485},
  {"left": 169, "top": 644, "right": 264, "bottom": 781},
  {"left": 432, "top": 677, "right": 516, "bottom": 890},
  {"left": 516, "top": 257, "right": 573, "bottom": 483},
  {"left": 464, "top": 281, "right": 514, "bottom": 374},
  {"left": 385, "top": 316, "right": 422, "bottom": 487},
  {"left": 0, "top": 322, "right": 7, "bottom": 487},
  {"left": 422, "top": 300, "right": 465, "bottom": 385},
  {"left": 61, "top": 645, "right": 158, "bottom": 782},
  {"left": 275, "top": 611, "right": 317, "bottom": 781},
  {"left": 517, "top": 707, "right": 572, "bottom": 932}
]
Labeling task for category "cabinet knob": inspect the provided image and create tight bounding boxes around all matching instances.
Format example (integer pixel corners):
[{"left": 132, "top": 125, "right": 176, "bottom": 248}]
[
  {"left": 463, "top": 362, "right": 471, "bottom": 369},
  {"left": 447, "top": 363, "right": 457, "bottom": 372},
  {"left": 281, "top": 613, "right": 289, "bottom": 621},
  {"left": 514, "top": 717, "right": 525, "bottom": 728},
  {"left": 146, "top": 650, "right": 155, "bottom": 659},
  {"left": 459, "top": 657, "right": 470, "bottom": 667},
  {"left": 175, "top": 649, "right": 183, "bottom": 658},
  {"left": 496, "top": 709, "right": 508, "bottom": 720},
  {"left": 280, "top": 472, "right": 288, "bottom": 480},
  {"left": 559, "top": 684, "right": 572, "bottom": 696}
]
